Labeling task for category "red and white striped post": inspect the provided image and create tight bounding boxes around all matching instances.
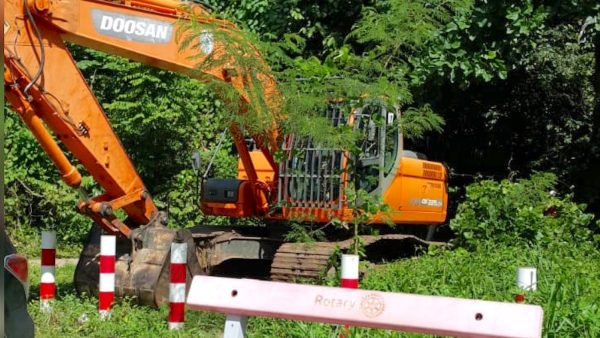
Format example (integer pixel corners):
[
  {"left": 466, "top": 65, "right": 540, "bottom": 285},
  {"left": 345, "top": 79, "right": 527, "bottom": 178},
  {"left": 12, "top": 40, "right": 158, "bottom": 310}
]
[
  {"left": 99, "top": 235, "right": 116, "bottom": 320},
  {"left": 515, "top": 267, "right": 537, "bottom": 303},
  {"left": 40, "top": 230, "right": 56, "bottom": 312},
  {"left": 340, "top": 254, "right": 359, "bottom": 338},
  {"left": 341, "top": 254, "right": 360, "bottom": 289},
  {"left": 169, "top": 242, "right": 187, "bottom": 330}
]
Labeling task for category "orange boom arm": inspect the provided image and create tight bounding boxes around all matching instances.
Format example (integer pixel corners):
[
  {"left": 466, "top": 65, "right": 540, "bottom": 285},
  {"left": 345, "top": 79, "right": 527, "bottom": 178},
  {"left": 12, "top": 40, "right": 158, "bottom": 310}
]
[{"left": 4, "top": 0, "right": 279, "bottom": 236}]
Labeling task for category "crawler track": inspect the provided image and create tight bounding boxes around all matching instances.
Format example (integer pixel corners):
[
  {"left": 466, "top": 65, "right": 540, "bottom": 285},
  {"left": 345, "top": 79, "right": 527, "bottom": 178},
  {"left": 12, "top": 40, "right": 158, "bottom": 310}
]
[
  {"left": 270, "top": 234, "right": 440, "bottom": 282},
  {"left": 270, "top": 242, "right": 337, "bottom": 282}
]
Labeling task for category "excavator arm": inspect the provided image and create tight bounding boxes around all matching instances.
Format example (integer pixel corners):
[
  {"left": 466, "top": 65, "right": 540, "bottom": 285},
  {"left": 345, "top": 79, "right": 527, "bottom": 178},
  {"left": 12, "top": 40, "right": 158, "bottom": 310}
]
[
  {"left": 4, "top": 0, "right": 280, "bottom": 237},
  {"left": 4, "top": 0, "right": 449, "bottom": 306}
]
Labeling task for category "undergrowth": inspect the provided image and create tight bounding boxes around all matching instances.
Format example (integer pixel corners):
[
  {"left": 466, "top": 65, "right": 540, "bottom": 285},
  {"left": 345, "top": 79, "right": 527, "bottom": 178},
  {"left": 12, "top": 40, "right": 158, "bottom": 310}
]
[
  {"left": 22, "top": 172, "right": 600, "bottom": 337},
  {"left": 28, "top": 242, "right": 600, "bottom": 337},
  {"left": 450, "top": 172, "right": 598, "bottom": 249},
  {"left": 8, "top": 226, "right": 82, "bottom": 259}
]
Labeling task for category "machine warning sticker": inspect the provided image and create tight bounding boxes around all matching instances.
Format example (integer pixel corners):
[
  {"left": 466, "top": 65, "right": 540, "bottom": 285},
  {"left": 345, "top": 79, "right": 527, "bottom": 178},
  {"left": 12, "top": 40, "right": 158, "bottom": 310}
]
[
  {"left": 91, "top": 9, "right": 173, "bottom": 44},
  {"left": 4, "top": 22, "right": 10, "bottom": 34}
]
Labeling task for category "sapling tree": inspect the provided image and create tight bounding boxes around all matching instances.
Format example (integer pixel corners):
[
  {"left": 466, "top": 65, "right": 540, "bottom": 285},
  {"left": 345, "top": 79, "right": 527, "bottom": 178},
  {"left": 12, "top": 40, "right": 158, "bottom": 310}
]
[{"left": 332, "top": 187, "right": 392, "bottom": 257}]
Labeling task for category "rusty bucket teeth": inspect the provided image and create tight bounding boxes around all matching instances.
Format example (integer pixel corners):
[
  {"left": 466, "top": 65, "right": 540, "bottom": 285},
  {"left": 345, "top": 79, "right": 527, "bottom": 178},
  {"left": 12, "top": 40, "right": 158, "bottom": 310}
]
[{"left": 74, "top": 223, "right": 203, "bottom": 308}]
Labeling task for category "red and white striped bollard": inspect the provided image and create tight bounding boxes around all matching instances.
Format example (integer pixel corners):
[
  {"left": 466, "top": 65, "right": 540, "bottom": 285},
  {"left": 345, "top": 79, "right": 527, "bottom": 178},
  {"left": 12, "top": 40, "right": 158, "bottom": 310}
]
[
  {"left": 169, "top": 242, "right": 187, "bottom": 330},
  {"left": 341, "top": 254, "right": 359, "bottom": 289},
  {"left": 515, "top": 267, "right": 537, "bottom": 303},
  {"left": 99, "top": 235, "right": 116, "bottom": 320},
  {"left": 340, "top": 254, "right": 359, "bottom": 338},
  {"left": 40, "top": 230, "right": 56, "bottom": 312}
]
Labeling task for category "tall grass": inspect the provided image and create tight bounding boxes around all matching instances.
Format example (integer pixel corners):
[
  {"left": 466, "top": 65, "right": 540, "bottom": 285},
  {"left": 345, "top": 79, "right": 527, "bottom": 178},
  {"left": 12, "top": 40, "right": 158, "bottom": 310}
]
[
  {"left": 28, "top": 243, "right": 599, "bottom": 337},
  {"left": 251, "top": 244, "right": 600, "bottom": 338}
]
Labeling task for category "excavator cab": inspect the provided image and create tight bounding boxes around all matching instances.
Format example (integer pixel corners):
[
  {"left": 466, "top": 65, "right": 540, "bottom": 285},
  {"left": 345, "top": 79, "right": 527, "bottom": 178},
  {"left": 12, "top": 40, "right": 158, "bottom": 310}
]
[
  {"left": 202, "top": 104, "right": 447, "bottom": 282},
  {"left": 353, "top": 102, "right": 401, "bottom": 194},
  {"left": 203, "top": 101, "right": 447, "bottom": 226},
  {"left": 353, "top": 103, "right": 448, "bottom": 225}
]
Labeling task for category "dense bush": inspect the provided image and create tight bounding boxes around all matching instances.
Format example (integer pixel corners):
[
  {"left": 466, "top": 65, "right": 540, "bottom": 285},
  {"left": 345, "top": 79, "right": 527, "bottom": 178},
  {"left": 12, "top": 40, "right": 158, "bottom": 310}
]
[{"left": 450, "top": 172, "right": 597, "bottom": 249}]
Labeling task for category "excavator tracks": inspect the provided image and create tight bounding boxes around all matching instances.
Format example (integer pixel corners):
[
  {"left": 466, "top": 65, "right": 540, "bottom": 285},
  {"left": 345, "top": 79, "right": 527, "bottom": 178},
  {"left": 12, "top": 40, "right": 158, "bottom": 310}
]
[
  {"left": 270, "top": 234, "right": 440, "bottom": 283},
  {"left": 270, "top": 242, "right": 337, "bottom": 282},
  {"left": 75, "top": 222, "right": 442, "bottom": 306}
]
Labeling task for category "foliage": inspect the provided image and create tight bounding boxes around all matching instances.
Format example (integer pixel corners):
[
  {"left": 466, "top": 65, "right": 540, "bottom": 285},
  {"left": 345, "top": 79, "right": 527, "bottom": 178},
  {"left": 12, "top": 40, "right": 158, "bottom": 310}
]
[
  {"left": 177, "top": 0, "right": 457, "bottom": 150},
  {"left": 412, "top": 0, "right": 543, "bottom": 84},
  {"left": 28, "top": 264, "right": 226, "bottom": 337},
  {"left": 419, "top": 21, "right": 597, "bottom": 208},
  {"left": 71, "top": 45, "right": 235, "bottom": 192},
  {"left": 407, "top": 1, "right": 598, "bottom": 86},
  {"left": 283, "top": 222, "right": 326, "bottom": 243},
  {"left": 326, "top": 0, "right": 471, "bottom": 136},
  {"left": 76, "top": 45, "right": 240, "bottom": 229},
  {"left": 356, "top": 243, "right": 600, "bottom": 337},
  {"left": 328, "top": 187, "right": 392, "bottom": 256},
  {"left": 4, "top": 45, "right": 239, "bottom": 250},
  {"left": 450, "top": 172, "right": 596, "bottom": 249},
  {"left": 202, "top": 0, "right": 371, "bottom": 54},
  {"left": 3, "top": 109, "right": 94, "bottom": 252},
  {"left": 29, "top": 244, "right": 600, "bottom": 337},
  {"left": 175, "top": 9, "right": 283, "bottom": 144}
]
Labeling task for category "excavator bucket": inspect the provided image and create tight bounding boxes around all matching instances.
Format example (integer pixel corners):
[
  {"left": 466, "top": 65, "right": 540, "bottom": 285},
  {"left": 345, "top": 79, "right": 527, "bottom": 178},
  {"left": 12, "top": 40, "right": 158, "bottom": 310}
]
[{"left": 74, "top": 223, "right": 204, "bottom": 307}]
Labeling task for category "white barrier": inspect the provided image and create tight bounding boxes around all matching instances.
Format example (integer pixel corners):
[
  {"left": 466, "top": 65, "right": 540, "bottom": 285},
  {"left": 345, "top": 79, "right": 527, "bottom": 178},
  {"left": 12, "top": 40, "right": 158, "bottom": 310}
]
[
  {"left": 40, "top": 272, "right": 55, "bottom": 313},
  {"left": 340, "top": 254, "right": 359, "bottom": 337},
  {"left": 187, "top": 276, "right": 544, "bottom": 338}
]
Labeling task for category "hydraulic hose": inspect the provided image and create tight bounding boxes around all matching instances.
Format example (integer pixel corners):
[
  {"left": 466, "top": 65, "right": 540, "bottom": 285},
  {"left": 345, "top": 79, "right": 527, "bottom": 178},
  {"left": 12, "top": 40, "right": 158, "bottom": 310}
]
[{"left": 22, "top": 0, "right": 46, "bottom": 99}]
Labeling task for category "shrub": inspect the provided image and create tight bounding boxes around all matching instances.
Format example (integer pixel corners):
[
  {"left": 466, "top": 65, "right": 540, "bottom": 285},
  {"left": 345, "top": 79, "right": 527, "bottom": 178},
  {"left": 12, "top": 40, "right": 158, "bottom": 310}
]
[{"left": 450, "top": 172, "right": 596, "bottom": 249}]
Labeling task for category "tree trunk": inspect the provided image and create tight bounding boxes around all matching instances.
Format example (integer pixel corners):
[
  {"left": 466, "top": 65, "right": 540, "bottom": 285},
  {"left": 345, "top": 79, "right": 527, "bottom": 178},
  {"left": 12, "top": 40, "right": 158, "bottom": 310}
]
[
  {"left": 589, "top": 31, "right": 600, "bottom": 213},
  {"left": 594, "top": 32, "right": 600, "bottom": 136}
]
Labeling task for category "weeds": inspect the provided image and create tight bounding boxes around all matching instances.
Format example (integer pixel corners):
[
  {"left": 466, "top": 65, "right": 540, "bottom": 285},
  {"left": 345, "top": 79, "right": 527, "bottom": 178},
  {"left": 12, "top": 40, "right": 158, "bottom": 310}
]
[{"left": 28, "top": 242, "right": 600, "bottom": 337}]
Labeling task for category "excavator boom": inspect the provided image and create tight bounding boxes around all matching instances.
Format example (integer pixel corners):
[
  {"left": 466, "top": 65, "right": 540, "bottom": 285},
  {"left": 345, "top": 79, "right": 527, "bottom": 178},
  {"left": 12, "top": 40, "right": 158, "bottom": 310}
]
[
  {"left": 4, "top": 0, "right": 279, "bottom": 237},
  {"left": 4, "top": 0, "right": 448, "bottom": 306},
  {"left": 4, "top": 0, "right": 282, "bottom": 306}
]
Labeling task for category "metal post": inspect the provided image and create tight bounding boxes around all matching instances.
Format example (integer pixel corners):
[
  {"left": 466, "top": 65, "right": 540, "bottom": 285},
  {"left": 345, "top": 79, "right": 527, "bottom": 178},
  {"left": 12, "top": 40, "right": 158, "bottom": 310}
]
[
  {"left": 40, "top": 230, "right": 56, "bottom": 312},
  {"left": 340, "top": 254, "right": 359, "bottom": 337},
  {"left": 168, "top": 242, "right": 187, "bottom": 330},
  {"left": 515, "top": 267, "right": 537, "bottom": 303},
  {"left": 99, "top": 235, "right": 116, "bottom": 320},
  {"left": 223, "top": 314, "right": 248, "bottom": 338}
]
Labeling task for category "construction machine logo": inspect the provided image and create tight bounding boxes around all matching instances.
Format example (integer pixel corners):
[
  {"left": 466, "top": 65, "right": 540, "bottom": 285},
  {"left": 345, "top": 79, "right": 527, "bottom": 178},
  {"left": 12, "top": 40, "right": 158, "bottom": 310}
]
[
  {"left": 4, "top": 22, "right": 10, "bottom": 34},
  {"left": 313, "top": 292, "right": 385, "bottom": 318},
  {"left": 409, "top": 198, "right": 443, "bottom": 208},
  {"left": 360, "top": 293, "right": 385, "bottom": 318},
  {"left": 314, "top": 295, "right": 356, "bottom": 311},
  {"left": 91, "top": 9, "right": 173, "bottom": 44}
]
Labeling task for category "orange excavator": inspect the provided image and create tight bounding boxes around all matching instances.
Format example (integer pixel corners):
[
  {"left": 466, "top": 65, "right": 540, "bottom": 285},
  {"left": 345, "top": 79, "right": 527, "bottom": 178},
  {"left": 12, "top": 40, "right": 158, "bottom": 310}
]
[{"left": 4, "top": 0, "right": 448, "bottom": 306}]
